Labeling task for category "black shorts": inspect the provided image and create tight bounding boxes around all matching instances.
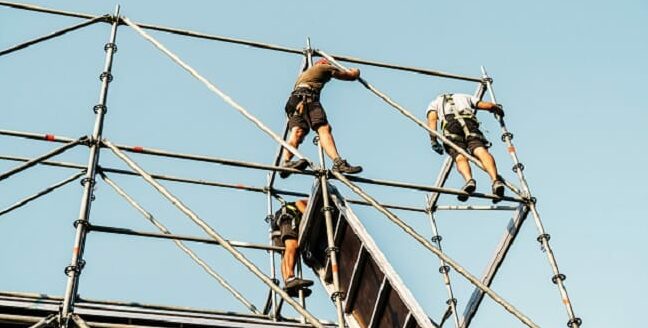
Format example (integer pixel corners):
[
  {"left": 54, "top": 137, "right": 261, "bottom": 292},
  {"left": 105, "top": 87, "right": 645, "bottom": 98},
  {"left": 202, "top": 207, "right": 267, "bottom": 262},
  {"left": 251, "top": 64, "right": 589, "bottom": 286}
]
[
  {"left": 285, "top": 90, "right": 328, "bottom": 133},
  {"left": 273, "top": 219, "right": 298, "bottom": 248},
  {"left": 443, "top": 117, "right": 489, "bottom": 159}
]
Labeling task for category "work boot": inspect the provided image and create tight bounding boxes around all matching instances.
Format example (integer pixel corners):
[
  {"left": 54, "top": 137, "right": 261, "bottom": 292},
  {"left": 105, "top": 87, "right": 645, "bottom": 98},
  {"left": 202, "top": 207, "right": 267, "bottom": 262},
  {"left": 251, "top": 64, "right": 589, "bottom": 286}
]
[
  {"left": 280, "top": 158, "right": 309, "bottom": 179},
  {"left": 332, "top": 158, "right": 362, "bottom": 175},
  {"left": 492, "top": 178, "right": 505, "bottom": 203},
  {"left": 285, "top": 286, "right": 312, "bottom": 298},
  {"left": 457, "top": 179, "right": 476, "bottom": 202}
]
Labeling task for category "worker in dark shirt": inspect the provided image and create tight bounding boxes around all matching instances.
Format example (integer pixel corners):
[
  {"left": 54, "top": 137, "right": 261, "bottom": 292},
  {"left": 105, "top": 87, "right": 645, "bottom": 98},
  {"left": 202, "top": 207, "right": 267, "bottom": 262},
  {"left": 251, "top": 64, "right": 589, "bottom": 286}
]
[
  {"left": 280, "top": 58, "right": 362, "bottom": 178},
  {"left": 272, "top": 199, "right": 313, "bottom": 297}
]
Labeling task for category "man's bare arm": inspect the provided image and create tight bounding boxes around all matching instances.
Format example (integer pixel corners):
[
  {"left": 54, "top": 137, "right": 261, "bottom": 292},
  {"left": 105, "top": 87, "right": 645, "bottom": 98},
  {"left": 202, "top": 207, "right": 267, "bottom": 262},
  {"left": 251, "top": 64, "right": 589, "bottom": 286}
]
[
  {"left": 332, "top": 68, "right": 360, "bottom": 81},
  {"left": 476, "top": 100, "right": 504, "bottom": 116}
]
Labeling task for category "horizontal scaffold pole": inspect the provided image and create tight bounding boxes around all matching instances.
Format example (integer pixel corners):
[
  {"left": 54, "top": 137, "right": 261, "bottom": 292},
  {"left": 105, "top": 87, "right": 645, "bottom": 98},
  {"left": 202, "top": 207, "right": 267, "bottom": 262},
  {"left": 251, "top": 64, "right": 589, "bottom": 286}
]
[
  {"left": 0, "top": 1, "right": 481, "bottom": 82},
  {"left": 0, "top": 171, "right": 85, "bottom": 217},
  {"left": 0, "top": 15, "right": 107, "bottom": 57},
  {"left": 0, "top": 154, "right": 430, "bottom": 214},
  {"left": 331, "top": 170, "right": 540, "bottom": 328},
  {"left": 103, "top": 139, "right": 325, "bottom": 328},
  {"left": 89, "top": 224, "right": 284, "bottom": 252},
  {"left": 100, "top": 173, "right": 262, "bottom": 314}
]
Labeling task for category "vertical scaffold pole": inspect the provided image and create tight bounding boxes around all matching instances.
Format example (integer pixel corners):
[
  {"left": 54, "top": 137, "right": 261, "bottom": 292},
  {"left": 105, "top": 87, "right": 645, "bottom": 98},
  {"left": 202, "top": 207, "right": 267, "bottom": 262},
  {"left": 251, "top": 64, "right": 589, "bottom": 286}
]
[
  {"left": 61, "top": 6, "right": 120, "bottom": 322},
  {"left": 481, "top": 66, "right": 581, "bottom": 328},
  {"left": 316, "top": 136, "right": 346, "bottom": 328},
  {"left": 425, "top": 157, "right": 460, "bottom": 328}
]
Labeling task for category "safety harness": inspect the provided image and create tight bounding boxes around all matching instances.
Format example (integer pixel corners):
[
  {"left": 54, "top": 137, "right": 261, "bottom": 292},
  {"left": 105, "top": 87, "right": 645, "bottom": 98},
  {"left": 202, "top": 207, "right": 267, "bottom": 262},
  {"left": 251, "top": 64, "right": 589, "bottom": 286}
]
[
  {"left": 441, "top": 94, "right": 490, "bottom": 146},
  {"left": 272, "top": 202, "right": 301, "bottom": 231}
]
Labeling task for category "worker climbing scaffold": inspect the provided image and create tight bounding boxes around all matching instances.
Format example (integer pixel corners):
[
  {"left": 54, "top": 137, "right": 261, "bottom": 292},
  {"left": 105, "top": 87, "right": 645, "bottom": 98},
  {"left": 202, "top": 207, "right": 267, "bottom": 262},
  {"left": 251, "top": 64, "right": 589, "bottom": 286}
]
[
  {"left": 426, "top": 93, "right": 506, "bottom": 202},
  {"left": 280, "top": 58, "right": 363, "bottom": 178}
]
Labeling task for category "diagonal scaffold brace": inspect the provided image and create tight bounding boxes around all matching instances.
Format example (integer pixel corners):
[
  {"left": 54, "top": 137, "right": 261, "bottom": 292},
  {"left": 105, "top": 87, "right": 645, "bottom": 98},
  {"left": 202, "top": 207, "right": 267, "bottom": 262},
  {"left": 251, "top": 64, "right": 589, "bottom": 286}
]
[
  {"left": 103, "top": 139, "right": 325, "bottom": 328},
  {"left": 0, "top": 137, "right": 85, "bottom": 182},
  {"left": 99, "top": 172, "right": 262, "bottom": 315},
  {"left": 482, "top": 66, "right": 581, "bottom": 328},
  {"left": 0, "top": 15, "right": 108, "bottom": 57},
  {"left": 0, "top": 171, "right": 85, "bottom": 217}
]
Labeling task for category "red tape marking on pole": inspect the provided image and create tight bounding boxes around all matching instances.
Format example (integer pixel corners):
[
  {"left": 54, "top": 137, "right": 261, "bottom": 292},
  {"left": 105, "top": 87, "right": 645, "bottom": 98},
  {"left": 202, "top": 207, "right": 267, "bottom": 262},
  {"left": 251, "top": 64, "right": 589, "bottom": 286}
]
[
  {"left": 507, "top": 146, "right": 516, "bottom": 154},
  {"left": 45, "top": 134, "right": 56, "bottom": 141},
  {"left": 132, "top": 146, "right": 144, "bottom": 152}
]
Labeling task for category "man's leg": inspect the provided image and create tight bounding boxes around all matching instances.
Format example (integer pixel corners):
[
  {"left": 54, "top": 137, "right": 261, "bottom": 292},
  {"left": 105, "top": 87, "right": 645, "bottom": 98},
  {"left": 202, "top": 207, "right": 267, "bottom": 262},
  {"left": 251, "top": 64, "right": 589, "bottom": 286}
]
[
  {"left": 473, "top": 146, "right": 505, "bottom": 197},
  {"left": 317, "top": 124, "right": 362, "bottom": 174},
  {"left": 455, "top": 154, "right": 473, "bottom": 182},
  {"left": 472, "top": 147, "right": 498, "bottom": 181},
  {"left": 315, "top": 124, "right": 340, "bottom": 160},
  {"left": 281, "top": 239, "right": 298, "bottom": 282},
  {"left": 283, "top": 127, "right": 306, "bottom": 163}
]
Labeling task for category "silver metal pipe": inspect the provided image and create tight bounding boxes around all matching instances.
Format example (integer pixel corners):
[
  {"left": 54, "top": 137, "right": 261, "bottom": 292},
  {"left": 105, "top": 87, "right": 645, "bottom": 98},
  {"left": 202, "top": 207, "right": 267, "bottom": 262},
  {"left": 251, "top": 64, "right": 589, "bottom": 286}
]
[
  {"left": 345, "top": 175, "right": 523, "bottom": 203},
  {"left": 26, "top": 314, "right": 57, "bottom": 328},
  {"left": 61, "top": 6, "right": 120, "bottom": 318},
  {"left": 0, "top": 171, "right": 84, "bottom": 217},
  {"left": 0, "top": 0, "right": 98, "bottom": 19},
  {"left": 70, "top": 314, "right": 91, "bottom": 328},
  {"left": 0, "top": 1, "right": 484, "bottom": 82},
  {"left": 316, "top": 138, "right": 345, "bottom": 328},
  {"left": 0, "top": 138, "right": 83, "bottom": 182},
  {"left": 103, "top": 140, "right": 324, "bottom": 328},
  {"left": 88, "top": 223, "right": 284, "bottom": 252},
  {"left": 100, "top": 174, "right": 261, "bottom": 314},
  {"left": 482, "top": 67, "right": 580, "bottom": 328},
  {"left": 425, "top": 158, "right": 460, "bottom": 328},
  {"left": 0, "top": 16, "right": 107, "bottom": 57},
  {"left": 330, "top": 170, "right": 539, "bottom": 328},
  {"left": 435, "top": 205, "right": 518, "bottom": 211},
  {"left": 0, "top": 129, "right": 76, "bottom": 143},
  {"left": 0, "top": 154, "right": 432, "bottom": 213}
]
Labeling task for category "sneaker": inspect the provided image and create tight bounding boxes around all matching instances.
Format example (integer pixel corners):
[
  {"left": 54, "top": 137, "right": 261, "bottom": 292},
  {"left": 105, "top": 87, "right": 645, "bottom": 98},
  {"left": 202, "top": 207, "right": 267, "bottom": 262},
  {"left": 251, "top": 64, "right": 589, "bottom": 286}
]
[
  {"left": 492, "top": 179, "right": 505, "bottom": 197},
  {"left": 457, "top": 179, "right": 476, "bottom": 202},
  {"left": 284, "top": 287, "right": 312, "bottom": 298},
  {"left": 332, "top": 158, "right": 362, "bottom": 175},
  {"left": 279, "top": 159, "right": 309, "bottom": 179},
  {"left": 492, "top": 179, "right": 505, "bottom": 204},
  {"left": 285, "top": 277, "right": 314, "bottom": 290}
]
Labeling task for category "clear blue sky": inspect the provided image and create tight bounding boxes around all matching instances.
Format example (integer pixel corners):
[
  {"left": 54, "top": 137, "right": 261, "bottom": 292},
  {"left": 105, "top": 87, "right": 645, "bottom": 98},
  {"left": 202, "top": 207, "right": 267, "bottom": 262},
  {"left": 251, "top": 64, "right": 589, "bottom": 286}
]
[{"left": 1, "top": 0, "right": 646, "bottom": 327}]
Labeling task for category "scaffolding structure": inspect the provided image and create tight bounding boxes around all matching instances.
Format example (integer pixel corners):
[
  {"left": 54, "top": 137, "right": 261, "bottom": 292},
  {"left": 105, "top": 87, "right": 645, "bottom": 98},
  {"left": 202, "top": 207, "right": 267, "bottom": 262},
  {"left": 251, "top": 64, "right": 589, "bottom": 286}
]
[{"left": 0, "top": 2, "right": 581, "bottom": 328}]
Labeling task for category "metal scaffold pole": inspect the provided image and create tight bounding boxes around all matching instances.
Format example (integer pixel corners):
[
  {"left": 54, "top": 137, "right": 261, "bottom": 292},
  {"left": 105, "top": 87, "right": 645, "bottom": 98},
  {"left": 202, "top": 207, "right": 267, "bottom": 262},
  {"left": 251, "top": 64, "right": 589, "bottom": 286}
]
[
  {"left": 316, "top": 137, "right": 346, "bottom": 328},
  {"left": 60, "top": 5, "right": 120, "bottom": 322},
  {"left": 425, "top": 157, "right": 461, "bottom": 328},
  {"left": 481, "top": 67, "right": 581, "bottom": 328}
]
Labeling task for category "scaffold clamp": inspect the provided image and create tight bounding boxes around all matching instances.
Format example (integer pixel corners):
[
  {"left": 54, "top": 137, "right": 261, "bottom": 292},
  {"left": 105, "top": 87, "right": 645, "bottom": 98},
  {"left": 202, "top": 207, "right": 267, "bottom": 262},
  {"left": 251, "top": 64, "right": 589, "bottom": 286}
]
[
  {"left": 439, "top": 265, "right": 450, "bottom": 274},
  {"left": 512, "top": 163, "right": 525, "bottom": 173},
  {"left": 430, "top": 235, "right": 443, "bottom": 243},
  {"left": 551, "top": 273, "right": 566, "bottom": 284},
  {"left": 567, "top": 317, "right": 582, "bottom": 327},
  {"left": 501, "top": 132, "right": 514, "bottom": 142},
  {"left": 104, "top": 42, "right": 118, "bottom": 53},
  {"left": 93, "top": 104, "right": 107, "bottom": 114},
  {"left": 99, "top": 71, "right": 113, "bottom": 82},
  {"left": 330, "top": 291, "right": 346, "bottom": 302}
]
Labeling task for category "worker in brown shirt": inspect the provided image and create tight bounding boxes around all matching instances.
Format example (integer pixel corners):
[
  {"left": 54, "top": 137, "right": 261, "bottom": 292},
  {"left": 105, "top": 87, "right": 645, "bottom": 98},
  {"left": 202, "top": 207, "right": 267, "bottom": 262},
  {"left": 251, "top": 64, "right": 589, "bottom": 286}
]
[{"left": 280, "top": 58, "right": 362, "bottom": 178}]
